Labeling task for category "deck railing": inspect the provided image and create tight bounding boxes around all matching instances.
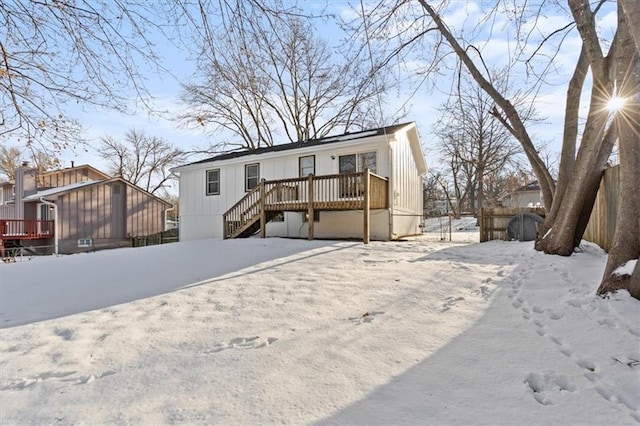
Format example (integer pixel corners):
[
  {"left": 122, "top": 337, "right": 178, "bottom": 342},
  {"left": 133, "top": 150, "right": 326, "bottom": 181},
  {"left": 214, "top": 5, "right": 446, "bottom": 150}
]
[
  {"left": 262, "top": 171, "right": 388, "bottom": 211},
  {"left": 223, "top": 170, "right": 389, "bottom": 239},
  {"left": 222, "top": 184, "right": 262, "bottom": 239},
  {"left": 0, "top": 219, "right": 55, "bottom": 239}
]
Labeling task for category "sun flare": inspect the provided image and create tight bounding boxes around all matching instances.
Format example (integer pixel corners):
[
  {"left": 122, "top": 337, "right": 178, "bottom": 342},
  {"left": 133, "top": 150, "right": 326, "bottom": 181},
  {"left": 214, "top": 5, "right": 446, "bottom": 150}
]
[{"left": 607, "top": 96, "right": 625, "bottom": 112}]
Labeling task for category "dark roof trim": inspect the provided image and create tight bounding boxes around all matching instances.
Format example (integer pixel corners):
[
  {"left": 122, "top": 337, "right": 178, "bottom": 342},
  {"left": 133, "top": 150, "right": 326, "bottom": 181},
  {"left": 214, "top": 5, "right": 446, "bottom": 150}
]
[
  {"left": 516, "top": 181, "right": 541, "bottom": 192},
  {"left": 183, "top": 122, "right": 414, "bottom": 166}
]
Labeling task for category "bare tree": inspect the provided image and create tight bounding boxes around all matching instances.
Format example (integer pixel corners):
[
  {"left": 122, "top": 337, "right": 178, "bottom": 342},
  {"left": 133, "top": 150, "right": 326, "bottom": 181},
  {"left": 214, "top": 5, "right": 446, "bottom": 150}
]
[
  {"left": 0, "top": 145, "right": 59, "bottom": 180},
  {"left": 597, "top": 1, "right": 640, "bottom": 298},
  {"left": 355, "top": 1, "right": 638, "bottom": 298},
  {"left": 0, "top": 1, "right": 194, "bottom": 152},
  {"left": 433, "top": 73, "right": 523, "bottom": 215},
  {"left": 98, "top": 129, "right": 187, "bottom": 194},
  {"left": 180, "top": 1, "right": 392, "bottom": 151},
  {"left": 0, "top": 146, "right": 21, "bottom": 181}
]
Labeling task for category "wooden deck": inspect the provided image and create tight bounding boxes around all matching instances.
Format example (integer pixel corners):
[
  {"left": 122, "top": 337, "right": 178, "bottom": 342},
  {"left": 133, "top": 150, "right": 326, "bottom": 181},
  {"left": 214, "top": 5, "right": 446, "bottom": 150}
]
[
  {"left": 223, "top": 170, "right": 388, "bottom": 242},
  {"left": 0, "top": 219, "right": 54, "bottom": 257}
]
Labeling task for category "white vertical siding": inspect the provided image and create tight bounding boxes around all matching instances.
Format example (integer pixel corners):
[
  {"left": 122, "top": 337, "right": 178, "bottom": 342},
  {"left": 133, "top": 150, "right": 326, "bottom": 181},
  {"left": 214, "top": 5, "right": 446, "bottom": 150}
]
[
  {"left": 391, "top": 132, "right": 424, "bottom": 237},
  {"left": 177, "top": 130, "right": 421, "bottom": 241}
]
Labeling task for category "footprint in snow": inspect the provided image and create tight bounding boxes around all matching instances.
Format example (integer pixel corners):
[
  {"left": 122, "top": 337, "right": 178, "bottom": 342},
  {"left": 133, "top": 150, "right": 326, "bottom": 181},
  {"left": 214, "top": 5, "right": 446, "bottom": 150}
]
[
  {"left": 472, "top": 285, "right": 492, "bottom": 300},
  {"left": 524, "top": 371, "right": 576, "bottom": 406},
  {"left": 548, "top": 310, "right": 565, "bottom": 320},
  {"left": 203, "top": 336, "right": 278, "bottom": 354},
  {"left": 441, "top": 297, "right": 465, "bottom": 312},
  {"left": 1, "top": 370, "right": 116, "bottom": 391}
]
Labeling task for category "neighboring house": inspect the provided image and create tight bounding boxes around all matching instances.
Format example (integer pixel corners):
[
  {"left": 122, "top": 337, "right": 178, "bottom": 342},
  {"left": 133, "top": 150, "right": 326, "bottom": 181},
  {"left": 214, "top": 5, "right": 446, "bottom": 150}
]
[
  {"left": 0, "top": 164, "right": 171, "bottom": 255},
  {"left": 501, "top": 181, "right": 543, "bottom": 208},
  {"left": 172, "top": 122, "right": 427, "bottom": 242}
]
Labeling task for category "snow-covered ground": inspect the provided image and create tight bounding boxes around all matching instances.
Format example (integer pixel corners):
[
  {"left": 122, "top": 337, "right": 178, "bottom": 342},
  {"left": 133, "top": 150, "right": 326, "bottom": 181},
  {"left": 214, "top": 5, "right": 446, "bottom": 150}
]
[{"left": 1, "top": 226, "right": 639, "bottom": 425}]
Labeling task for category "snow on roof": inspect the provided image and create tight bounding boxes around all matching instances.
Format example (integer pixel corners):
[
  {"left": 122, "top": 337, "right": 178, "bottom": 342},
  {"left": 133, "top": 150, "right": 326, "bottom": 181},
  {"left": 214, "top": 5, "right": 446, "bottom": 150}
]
[{"left": 22, "top": 180, "right": 99, "bottom": 201}]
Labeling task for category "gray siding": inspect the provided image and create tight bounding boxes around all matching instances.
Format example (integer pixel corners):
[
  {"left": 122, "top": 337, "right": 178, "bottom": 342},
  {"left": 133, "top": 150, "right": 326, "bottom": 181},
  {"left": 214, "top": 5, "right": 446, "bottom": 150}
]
[
  {"left": 38, "top": 167, "right": 105, "bottom": 188},
  {"left": 57, "top": 181, "right": 166, "bottom": 252},
  {"left": 126, "top": 183, "right": 166, "bottom": 237}
]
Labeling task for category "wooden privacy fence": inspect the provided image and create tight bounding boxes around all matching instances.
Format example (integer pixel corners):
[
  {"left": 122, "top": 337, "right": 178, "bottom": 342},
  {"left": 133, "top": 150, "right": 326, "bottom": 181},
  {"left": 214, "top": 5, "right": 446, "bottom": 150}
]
[
  {"left": 479, "top": 165, "right": 620, "bottom": 250},
  {"left": 479, "top": 207, "right": 546, "bottom": 242},
  {"left": 132, "top": 228, "right": 179, "bottom": 247},
  {"left": 583, "top": 165, "right": 619, "bottom": 252}
]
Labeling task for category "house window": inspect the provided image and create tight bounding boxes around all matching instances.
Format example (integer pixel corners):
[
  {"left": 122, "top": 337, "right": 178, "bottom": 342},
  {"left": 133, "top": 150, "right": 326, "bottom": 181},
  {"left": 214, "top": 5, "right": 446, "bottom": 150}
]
[
  {"left": 78, "top": 239, "right": 93, "bottom": 248},
  {"left": 299, "top": 155, "right": 315, "bottom": 177},
  {"left": 338, "top": 151, "right": 377, "bottom": 174},
  {"left": 37, "top": 203, "right": 54, "bottom": 221},
  {"left": 338, "top": 151, "right": 377, "bottom": 197},
  {"left": 245, "top": 163, "right": 260, "bottom": 191},
  {"left": 206, "top": 169, "right": 220, "bottom": 195},
  {"left": 271, "top": 212, "right": 285, "bottom": 222}
]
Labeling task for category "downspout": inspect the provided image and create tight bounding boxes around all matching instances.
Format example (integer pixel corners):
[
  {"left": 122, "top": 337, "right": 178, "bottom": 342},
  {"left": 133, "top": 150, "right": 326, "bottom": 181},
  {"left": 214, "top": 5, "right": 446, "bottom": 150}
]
[{"left": 39, "top": 198, "right": 58, "bottom": 256}]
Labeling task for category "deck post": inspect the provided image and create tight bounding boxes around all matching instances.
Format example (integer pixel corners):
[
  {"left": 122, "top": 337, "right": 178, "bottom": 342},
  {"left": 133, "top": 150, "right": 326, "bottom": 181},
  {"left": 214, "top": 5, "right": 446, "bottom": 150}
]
[
  {"left": 363, "top": 168, "right": 370, "bottom": 244},
  {"left": 307, "top": 174, "right": 314, "bottom": 240},
  {"left": 259, "top": 179, "right": 266, "bottom": 238}
]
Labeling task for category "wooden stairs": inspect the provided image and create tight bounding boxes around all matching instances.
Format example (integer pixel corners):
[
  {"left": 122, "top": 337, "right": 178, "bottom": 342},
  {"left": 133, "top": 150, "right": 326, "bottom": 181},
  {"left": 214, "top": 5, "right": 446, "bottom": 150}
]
[
  {"left": 225, "top": 210, "right": 282, "bottom": 239},
  {"left": 222, "top": 170, "right": 389, "bottom": 242}
]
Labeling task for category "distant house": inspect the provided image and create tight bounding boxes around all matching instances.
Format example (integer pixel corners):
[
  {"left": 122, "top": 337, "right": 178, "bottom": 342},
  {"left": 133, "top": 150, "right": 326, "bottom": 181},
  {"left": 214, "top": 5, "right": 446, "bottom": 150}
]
[
  {"left": 172, "top": 122, "right": 427, "bottom": 242},
  {"left": 501, "top": 181, "right": 543, "bottom": 208},
  {"left": 0, "top": 164, "right": 171, "bottom": 255}
]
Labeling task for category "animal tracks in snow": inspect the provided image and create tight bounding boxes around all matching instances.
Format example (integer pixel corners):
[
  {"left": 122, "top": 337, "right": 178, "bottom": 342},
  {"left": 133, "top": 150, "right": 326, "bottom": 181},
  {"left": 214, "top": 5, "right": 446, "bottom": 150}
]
[
  {"left": 509, "top": 267, "right": 640, "bottom": 421},
  {"left": 202, "top": 336, "right": 278, "bottom": 354}
]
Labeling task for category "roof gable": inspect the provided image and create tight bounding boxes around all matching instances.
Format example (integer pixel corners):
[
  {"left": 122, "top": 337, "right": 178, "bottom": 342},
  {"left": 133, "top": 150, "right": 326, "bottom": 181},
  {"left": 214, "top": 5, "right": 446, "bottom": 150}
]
[{"left": 24, "top": 177, "right": 171, "bottom": 206}]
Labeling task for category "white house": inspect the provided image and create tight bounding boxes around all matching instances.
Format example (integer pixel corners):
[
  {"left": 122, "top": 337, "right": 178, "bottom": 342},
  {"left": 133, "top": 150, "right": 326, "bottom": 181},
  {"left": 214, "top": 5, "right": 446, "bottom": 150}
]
[
  {"left": 500, "top": 181, "right": 544, "bottom": 208},
  {"left": 172, "top": 122, "right": 427, "bottom": 242}
]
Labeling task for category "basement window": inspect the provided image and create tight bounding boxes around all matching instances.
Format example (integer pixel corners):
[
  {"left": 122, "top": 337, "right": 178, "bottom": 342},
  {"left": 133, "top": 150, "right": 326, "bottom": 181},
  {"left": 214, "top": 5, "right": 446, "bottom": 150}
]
[{"left": 78, "top": 239, "right": 93, "bottom": 248}]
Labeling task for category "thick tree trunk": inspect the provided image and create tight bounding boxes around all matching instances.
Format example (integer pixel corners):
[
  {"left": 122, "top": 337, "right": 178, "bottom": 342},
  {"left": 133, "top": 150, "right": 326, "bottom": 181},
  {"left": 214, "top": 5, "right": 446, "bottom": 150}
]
[
  {"left": 572, "top": 124, "right": 618, "bottom": 248},
  {"left": 536, "top": 0, "right": 619, "bottom": 256},
  {"left": 535, "top": 48, "right": 589, "bottom": 246},
  {"left": 535, "top": 79, "right": 612, "bottom": 255},
  {"left": 476, "top": 163, "right": 485, "bottom": 218},
  {"left": 619, "top": 0, "right": 640, "bottom": 54},
  {"left": 598, "top": 12, "right": 640, "bottom": 299}
]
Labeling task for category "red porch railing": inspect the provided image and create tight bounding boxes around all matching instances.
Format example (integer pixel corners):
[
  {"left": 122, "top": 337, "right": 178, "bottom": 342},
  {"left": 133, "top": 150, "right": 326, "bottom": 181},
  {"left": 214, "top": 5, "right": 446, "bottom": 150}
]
[{"left": 0, "top": 219, "right": 55, "bottom": 240}]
